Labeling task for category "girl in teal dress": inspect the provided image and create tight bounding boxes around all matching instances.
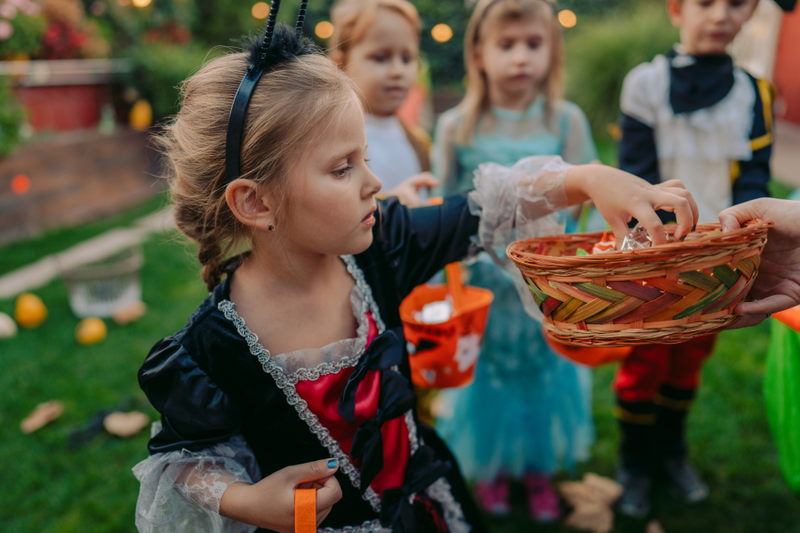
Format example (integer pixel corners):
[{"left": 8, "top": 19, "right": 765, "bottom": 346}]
[{"left": 432, "top": 0, "right": 599, "bottom": 521}]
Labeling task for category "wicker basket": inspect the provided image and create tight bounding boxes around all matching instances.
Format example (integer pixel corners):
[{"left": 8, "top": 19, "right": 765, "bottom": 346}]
[
  {"left": 61, "top": 246, "right": 144, "bottom": 318},
  {"left": 507, "top": 221, "right": 772, "bottom": 347}
]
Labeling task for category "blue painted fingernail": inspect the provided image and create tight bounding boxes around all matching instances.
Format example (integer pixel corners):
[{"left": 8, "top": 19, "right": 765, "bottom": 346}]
[
  {"left": 327, "top": 459, "right": 338, "bottom": 469},
  {"left": 692, "top": 224, "right": 697, "bottom": 232}
]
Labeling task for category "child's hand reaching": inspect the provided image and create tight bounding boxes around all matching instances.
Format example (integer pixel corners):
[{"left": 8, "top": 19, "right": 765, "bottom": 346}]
[
  {"left": 565, "top": 165, "right": 699, "bottom": 245},
  {"left": 383, "top": 172, "right": 441, "bottom": 208},
  {"left": 219, "top": 458, "right": 342, "bottom": 533}
]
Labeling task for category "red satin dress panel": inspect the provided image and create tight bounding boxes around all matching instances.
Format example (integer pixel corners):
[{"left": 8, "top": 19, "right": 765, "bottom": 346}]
[{"left": 293, "top": 312, "right": 411, "bottom": 496}]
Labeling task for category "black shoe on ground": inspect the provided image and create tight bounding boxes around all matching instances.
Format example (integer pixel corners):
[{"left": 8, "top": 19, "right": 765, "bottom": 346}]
[
  {"left": 662, "top": 457, "right": 709, "bottom": 503},
  {"left": 616, "top": 465, "right": 652, "bottom": 518}
]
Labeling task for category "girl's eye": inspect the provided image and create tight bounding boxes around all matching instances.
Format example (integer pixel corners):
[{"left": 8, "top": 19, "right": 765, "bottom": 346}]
[
  {"left": 371, "top": 54, "right": 389, "bottom": 63},
  {"left": 333, "top": 165, "right": 353, "bottom": 178},
  {"left": 402, "top": 54, "right": 412, "bottom": 64},
  {"left": 499, "top": 40, "right": 513, "bottom": 50},
  {"left": 528, "top": 40, "right": 541, "bottom": 50}
]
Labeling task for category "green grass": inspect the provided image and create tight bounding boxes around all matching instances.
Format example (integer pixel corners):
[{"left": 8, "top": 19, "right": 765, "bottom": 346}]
[
  {"left": 0, "top": 193, "right": 169, "bottom": 277},
  {"left": 1, "top": 202, "right": 798, "bottom": 532},
  {"left": 483, "top": 322, "right": 800, "bottom": 533},
  {"left": 0, "top": 230, "right": 207, "bottom": 532}
]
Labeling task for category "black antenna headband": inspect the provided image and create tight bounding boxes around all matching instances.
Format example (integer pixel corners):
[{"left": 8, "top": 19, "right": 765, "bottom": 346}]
[{"left": 225, "top": 0, "right": 310, "bottom": 185}]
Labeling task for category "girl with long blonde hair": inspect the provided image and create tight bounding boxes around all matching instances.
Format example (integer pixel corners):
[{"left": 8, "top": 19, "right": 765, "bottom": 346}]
[{"left": 433, "top": 0, "right": 600, "bottom": 522}]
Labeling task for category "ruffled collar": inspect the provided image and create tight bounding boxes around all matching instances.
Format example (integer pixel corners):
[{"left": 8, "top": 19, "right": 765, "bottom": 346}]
[{"left": 668, "top": 46, "right": 735, "bottom": 115}]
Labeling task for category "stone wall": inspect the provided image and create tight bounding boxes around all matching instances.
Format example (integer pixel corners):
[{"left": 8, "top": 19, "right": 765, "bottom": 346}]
[{"left": 0, "top": 128, "right": 163, "bottom": 245}]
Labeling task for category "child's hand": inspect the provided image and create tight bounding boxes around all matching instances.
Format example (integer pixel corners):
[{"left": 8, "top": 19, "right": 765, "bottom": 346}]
[
  {"left": 383, "top": 172, "right": 441, "bottom": 208},
  {"left": 566, "top": 165, "right": 699, "bottom": 245},
  {"left": 219, "top": 458, "right": 342, "bottom": 533}
]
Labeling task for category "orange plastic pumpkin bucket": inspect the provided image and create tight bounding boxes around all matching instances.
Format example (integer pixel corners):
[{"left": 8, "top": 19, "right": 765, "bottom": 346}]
[
  {"left": 400, "top": 264, "right": 494, "bottom": 389},
  {"left": 543, "top": 328, "right": 633, "bottom": 367}
]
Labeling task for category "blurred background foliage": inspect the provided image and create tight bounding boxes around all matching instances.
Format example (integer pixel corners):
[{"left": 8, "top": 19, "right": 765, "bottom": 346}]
[{"left": 0, "top": 0, "right": 680, "bottom": 132}]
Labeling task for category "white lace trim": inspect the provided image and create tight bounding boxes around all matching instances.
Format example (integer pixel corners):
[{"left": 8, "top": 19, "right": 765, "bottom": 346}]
[
  {"left": 467, "top": 155, "right": 571, "bottom": 321},
  {"left": 218, "top": 256, "right": 470, "bottom": 532},
  {"left": 132, "top": 435, "right": 259, "bottom": 533}
]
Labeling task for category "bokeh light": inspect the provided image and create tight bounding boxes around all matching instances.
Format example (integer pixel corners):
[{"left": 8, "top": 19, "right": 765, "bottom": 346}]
[
  {"left": 558, "top": 9, "right": 577, "bottom": 28},
  {"left": 251, "top": 2, "right": 269, "bottom": 19},
  {"left": 116, "top": 0, "right": 130, "bottom": 6},
  {"left": 11, "top": 174, "right": 31, "bottom": 195},
  {"left": 431, "top": 23, "right": 453, "bottom": 43},
  {"left": 132, "top": 0, "right": 151, "bottom": 7},
  {"left": 315, "top": 21, "right": 334, "bottom": 39}
]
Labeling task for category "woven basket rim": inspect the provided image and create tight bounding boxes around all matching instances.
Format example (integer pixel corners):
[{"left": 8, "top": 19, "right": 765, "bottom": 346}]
[{"left": 507, "top": 220, "right": 772, "bottom": 269}]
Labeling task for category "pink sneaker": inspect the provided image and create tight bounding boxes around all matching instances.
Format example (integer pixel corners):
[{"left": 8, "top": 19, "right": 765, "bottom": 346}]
[
  {"left": 522, "top": 472, "right": 561, "bottom": 523},
  {"left": 474, "top": 474, "right": 511, "bottom": 516}
]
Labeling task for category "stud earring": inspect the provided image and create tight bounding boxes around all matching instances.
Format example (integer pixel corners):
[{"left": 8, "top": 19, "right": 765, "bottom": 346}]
[{"left": 268, "top": 222, "right": 276, "bottom": 232}]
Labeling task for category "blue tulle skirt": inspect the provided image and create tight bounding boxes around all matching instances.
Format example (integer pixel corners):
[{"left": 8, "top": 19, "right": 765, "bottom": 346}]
[{"left": 436, "top": 255, "right": 595, "bottom": 481}]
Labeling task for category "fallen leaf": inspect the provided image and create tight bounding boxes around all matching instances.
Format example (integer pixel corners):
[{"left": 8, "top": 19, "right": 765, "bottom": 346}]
[
  {"left": 583, "top": 473, "right": 623, "bottom": 505},
  {"left": 112, "top": 301, "right": 147, "bottom": 325},
  {"left": 21, "top": 400, "right": 64, "bottom": 433},
  {"left": 103, "top": 411, "right": 150, "bottom": 437},
  {"left": 564, "top": 503, "right": 614, "bottom": 533},
  {"left": 559, "top": 473, "right": 623, "bottom": 533}
]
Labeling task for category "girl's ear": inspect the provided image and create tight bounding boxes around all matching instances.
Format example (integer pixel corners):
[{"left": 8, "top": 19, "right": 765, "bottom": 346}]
[
  {"left": 225, "top": 179, "right": 274, "bottom": 231},
  {"left": 473, "top": 46, "right": 485, "bottom": 71},
  {"left": 330, "top": 49, "right": 345, "bottom": 68}
]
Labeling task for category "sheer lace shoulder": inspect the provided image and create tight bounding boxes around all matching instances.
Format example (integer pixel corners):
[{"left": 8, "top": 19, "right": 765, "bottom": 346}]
[
  {"left": 468, "top": 155, "right": 573, "bottom": 320},
  {"left": 133, "top": 431, "right": 260, "bottom": 533}
]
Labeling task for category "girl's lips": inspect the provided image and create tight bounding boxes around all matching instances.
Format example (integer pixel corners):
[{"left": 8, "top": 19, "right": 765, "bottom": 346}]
[
  {"left": 385, "top": 87, "right": 407, "bottom": 97},
  {"left": 362, "top": 207, "right": 377, "bottom": 227}
]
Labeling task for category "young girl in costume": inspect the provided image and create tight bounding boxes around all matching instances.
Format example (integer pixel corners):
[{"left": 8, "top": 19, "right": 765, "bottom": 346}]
[
  {"left": 329, "top": 0, "right": 438, "bottom": 207},
  {"left": 433, "top": 0, "right": 600, "bottom": 521},
  {"left": 131, "top": 9, "right": 698, "bottom": 532}
]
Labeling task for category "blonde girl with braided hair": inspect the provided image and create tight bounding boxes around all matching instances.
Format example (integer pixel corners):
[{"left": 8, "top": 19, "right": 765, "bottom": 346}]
[{"left": 132, "top": 8, "right": 699, "bottom": 533}]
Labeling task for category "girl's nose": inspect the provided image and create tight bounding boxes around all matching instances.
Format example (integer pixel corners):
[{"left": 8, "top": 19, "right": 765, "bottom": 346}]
[
  {"left": 363, "top": 166, "right": 382, "bottom": 198},
  {"left": 710, "top": 1, "right": 729, "bottom": 21},
  {"left": 512, "top": 44, "right": 529, "bottom": 64},
  {"left": 388, "top": 56, "right": 404, "bottom": 77}
]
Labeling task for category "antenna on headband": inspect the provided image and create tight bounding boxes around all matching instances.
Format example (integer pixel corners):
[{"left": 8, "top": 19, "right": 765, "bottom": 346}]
[
  {"left": 296, "top": 0, "right": 308, "bottom": 38},
  {"left": 225, "top": 0, "right": 311, "bottom": 185}
]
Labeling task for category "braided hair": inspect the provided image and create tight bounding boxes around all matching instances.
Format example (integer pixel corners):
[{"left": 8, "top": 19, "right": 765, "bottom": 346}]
[{"left": 155, "top": 2, "right": 360, "bottom": 291}]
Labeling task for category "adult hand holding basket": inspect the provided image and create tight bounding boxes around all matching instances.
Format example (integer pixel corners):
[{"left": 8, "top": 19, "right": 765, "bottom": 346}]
[{"left": 507, "top": 221, "right": 772, "bottom": 347}]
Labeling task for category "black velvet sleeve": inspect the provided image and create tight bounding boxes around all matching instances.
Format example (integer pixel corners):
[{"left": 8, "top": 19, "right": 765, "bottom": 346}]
[
  {"left": 618, "top": 113, "right": 660, "bottom": 186},
  {"left": 139, "top": 337, "right": 242, "bottom": 455},
  {"left": 374, "top": 193, "right": 480, "bottom": 299},
  {"left": 733, "top": 74, "right": 772, "bottom": 205}
]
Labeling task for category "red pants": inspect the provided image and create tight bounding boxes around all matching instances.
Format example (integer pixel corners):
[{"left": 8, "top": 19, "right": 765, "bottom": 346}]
[{"left": 614, "top": 335, "right": 717, "bottom": 403}]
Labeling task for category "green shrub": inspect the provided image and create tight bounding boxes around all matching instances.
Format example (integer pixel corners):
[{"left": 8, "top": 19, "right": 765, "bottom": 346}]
[
  {"left": 565, "top": 2, "right": 679, "bottom": 142},
  {"left": 0, "top": 77, "right": 24, "bottom": 157},
  {"left": 0, "top": 14, "right": 45, "bottom": 59},
  {"left": 124, "top": 44, "right": 220, "bottom": 122}
]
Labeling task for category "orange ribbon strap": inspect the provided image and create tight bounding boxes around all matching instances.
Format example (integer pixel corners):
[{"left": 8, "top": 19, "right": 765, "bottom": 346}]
[{"left": 295, "top": 488, "right": 316, "bottom": 533}]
